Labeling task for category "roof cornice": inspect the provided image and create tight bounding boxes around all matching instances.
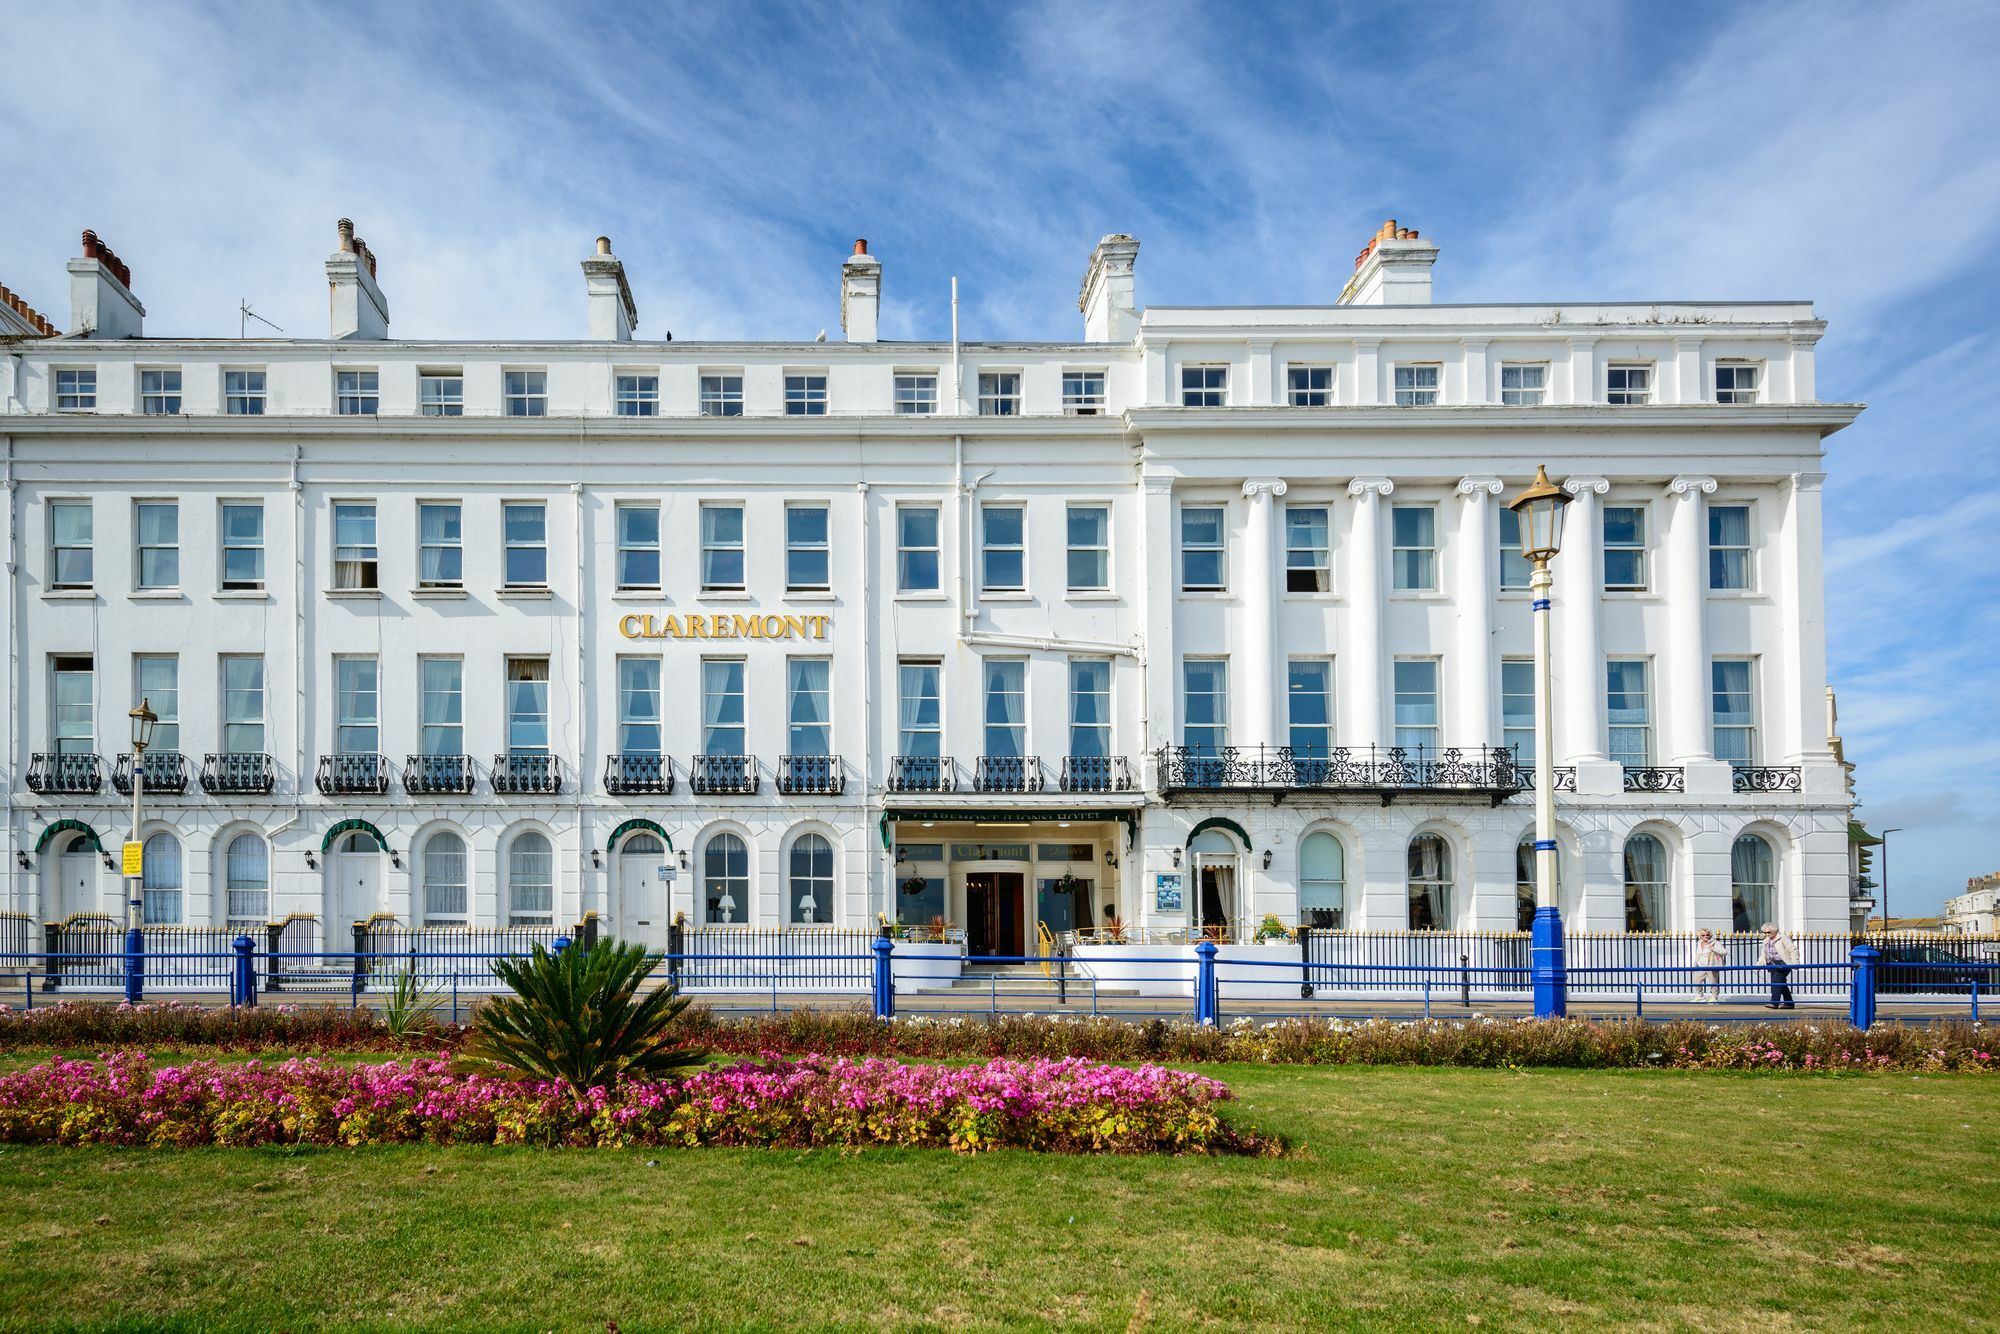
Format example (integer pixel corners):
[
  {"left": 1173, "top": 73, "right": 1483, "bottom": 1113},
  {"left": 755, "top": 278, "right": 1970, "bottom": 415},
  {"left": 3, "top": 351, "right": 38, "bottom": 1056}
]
[{"left": 1123, "top": 403, "right": 1864, "bottom": 437}]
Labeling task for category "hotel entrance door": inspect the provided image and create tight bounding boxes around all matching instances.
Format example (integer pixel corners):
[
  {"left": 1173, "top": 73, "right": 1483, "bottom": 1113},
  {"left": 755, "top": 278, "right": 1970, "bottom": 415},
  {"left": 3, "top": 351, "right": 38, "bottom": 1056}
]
[{"left": 965, "top": 872, "right": 1026, "bottom": 957}]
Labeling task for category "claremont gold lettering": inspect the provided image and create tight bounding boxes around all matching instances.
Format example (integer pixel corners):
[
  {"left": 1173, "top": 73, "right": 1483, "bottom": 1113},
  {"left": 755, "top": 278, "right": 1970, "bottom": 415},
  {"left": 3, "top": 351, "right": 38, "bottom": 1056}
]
[{"left": 616, "top": 611, "right": 831, "bottom": 641}]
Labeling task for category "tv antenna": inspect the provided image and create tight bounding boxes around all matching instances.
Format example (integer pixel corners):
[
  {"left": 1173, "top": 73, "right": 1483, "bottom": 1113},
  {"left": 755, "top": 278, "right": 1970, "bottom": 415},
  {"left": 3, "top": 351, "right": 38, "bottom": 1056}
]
[{"left": 239, "top": 300, "right": 283, "bottom": 338}]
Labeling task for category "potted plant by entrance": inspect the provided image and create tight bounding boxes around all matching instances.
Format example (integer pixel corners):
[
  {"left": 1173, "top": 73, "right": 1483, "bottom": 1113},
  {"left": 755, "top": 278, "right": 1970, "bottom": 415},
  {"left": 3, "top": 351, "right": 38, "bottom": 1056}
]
[{"left": 1255, "top": 913, "right": 1290, "bottom": 944}]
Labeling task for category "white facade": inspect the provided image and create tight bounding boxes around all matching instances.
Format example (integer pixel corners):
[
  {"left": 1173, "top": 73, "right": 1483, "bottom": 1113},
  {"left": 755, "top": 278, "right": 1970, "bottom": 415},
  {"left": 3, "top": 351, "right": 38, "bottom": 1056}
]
[
  {"left": 0, "top": 222, "right": 1862, "bottom": 951},
  {"left": 1944, "top": 875, "right": 1999, "bottom": 935}
]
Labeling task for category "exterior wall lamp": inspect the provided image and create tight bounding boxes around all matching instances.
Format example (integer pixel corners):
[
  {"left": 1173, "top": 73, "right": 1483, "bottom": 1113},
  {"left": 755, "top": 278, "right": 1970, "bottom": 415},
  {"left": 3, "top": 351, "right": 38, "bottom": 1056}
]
[
  {"left": 1170, "top": 847, "right": 1182, "bottom": 868},
  {"left": 304, "top": 850, "right": 318, "bottom": 871},
  {"left": 14, "top": 851, "right": 29, "bottom": 871},
  {"left": 1262, "top": 850, "right": 1273, "bottom": 870}
]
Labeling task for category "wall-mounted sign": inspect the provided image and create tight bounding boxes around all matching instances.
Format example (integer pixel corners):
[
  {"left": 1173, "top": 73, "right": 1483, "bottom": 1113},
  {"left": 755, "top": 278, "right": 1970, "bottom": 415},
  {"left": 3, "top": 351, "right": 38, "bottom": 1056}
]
[
  {"left": 618, "top": 612, "right": 830, "bottom": 642},
  {"left": 1154, "top": 872, "right": 1184, "bottom": 913}
]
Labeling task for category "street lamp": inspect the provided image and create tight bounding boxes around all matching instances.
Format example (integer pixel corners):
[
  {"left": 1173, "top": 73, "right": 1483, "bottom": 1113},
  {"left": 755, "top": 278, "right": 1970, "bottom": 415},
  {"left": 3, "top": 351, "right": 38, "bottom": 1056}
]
[
  {"left": 1508, "top": 466, "right": 1571, "bottom": 1019},
  {"left": 1878, "top": 827, "right": 1903, "bottom": 932},
  {"left": 124, "top": 699, "right": 158, "bottom": 1004}
]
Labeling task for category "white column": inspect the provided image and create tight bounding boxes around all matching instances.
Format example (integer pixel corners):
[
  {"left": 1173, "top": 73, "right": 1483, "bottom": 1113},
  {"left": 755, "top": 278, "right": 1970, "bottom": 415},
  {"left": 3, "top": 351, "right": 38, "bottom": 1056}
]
[
  {"left": 1454, "top": 477, "right": 1502, "bottom": 751},
  {"left": 1557, "top": 477, "right": 1609, "bottom": 772},
  {"left": 1782, "top": 472, "right": 1835, "bottom": 767},
  {"left": 1664, "top": 476, "right": 1717, "bottom": 770},
  {"left": 1239, "top": 479, "right": 1285, "bottom": 752},
  {"left": 1346, "top": 478, "right": 1393, "bottom": 748}
]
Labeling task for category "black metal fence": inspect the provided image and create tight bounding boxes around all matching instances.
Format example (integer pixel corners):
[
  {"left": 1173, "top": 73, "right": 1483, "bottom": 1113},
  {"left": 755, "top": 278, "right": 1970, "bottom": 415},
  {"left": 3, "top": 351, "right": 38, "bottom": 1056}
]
[{"left": 671, "top": 926, "right": 875, "bottom": 991}]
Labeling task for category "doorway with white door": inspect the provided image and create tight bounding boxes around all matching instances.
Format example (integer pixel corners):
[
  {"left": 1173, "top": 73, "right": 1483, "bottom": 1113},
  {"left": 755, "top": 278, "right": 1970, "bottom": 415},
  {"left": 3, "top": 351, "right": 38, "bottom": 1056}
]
[
  {"left": 326, "top": 830, "right": 384, "bottom": 944},
  {"left": 615, "top": 831, "right": 671, "bottom": 952},
  {"left": 51, "top": 832, "right": 102, "bottom": 921}
]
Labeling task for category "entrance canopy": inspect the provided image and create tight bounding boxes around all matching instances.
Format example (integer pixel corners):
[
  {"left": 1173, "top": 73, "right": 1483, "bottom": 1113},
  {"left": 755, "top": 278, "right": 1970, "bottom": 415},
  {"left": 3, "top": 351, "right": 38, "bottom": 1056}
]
[
  {"left": 35, "top": 818, "right": 103, "bottom": 854},
  {"left": 320, "top": 818, "right": 389, "bottom": 853},
  {"left": 607, "top": 817, "right": 672, "bottom": 853},
  {"left": 1185, "top": 816, "right": 1252, "bottom": 851},
  {"left": 881, "top": 807, "right": 1137, "bottom": 850}
]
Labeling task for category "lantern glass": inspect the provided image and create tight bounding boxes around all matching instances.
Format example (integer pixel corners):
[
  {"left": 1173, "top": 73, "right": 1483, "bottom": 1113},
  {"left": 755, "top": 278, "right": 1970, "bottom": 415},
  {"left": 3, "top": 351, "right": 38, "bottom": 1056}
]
[
  {"left": 1508, "top": 466, "right": 1571, "bottom": 563},
  {"left": 129, "top": 699, "right": 158, "bottom": 752}
]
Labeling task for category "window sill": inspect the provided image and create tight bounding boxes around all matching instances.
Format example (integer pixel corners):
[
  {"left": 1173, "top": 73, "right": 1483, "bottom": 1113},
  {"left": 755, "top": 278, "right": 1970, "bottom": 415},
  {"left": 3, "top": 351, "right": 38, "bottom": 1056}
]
[
  {"left": 128, "top": 589, "right": 185, "bottom": 601},
  {"left": 1279, "top": 591, "right": 1342, "bottom": 602},
  {"left": 1066, "top": 590, "right": 1121, "bottom": 602},
  {"left": 1389, "top": 591, "right": 1449, "bottom": 601},
  {"left": 324, "top": 588, "right": 383, "bottom": 600},
  {"left": 41, "top": 589, "right": 96, "bottom": 601},
  {"left": 894, "top": 591, "right": 950, "bottom": 602},
  {"left": 611, "top": 589, "right": 665, "bottom": 601},
  {"left": 1177, "top": 590, "right": 1232, "bottom": 600},
  {"left": 979, "top": 591, "right": 1033, "bottom": 602},
  {"left": 1705, "top": 589, "right": 1766, "bottom": 600},
  {"left": 785, "top": 590, "right": 838, "bottom": 602},
  {"left": 699, "top": 590, "right": 752, "bottom": 602},
  {"left": 497, "top": 587, "right": 554, "bottom": 601},
  {"left": 214, "top": 589, "right": 270, "bottom": 601},
  {"left": 1603, "top": 591, "right": 1664, "bottom": 602},
  {"left": 413, "top": 587, "right": 469, "bottom": 601}
]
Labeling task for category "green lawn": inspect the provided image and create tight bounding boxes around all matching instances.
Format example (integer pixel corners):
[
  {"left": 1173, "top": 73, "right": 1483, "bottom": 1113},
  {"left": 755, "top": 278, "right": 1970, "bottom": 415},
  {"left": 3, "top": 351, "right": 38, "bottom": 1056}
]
[{"left": 1, "top": 1064, "right": 1994, "bottom": 1331}]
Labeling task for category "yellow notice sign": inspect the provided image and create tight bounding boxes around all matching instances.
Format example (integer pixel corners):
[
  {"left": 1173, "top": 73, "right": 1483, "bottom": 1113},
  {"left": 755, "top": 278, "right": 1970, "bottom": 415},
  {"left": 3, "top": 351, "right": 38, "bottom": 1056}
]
[{"left": 121, "top": 841, "right": 143, "bottom": 877}]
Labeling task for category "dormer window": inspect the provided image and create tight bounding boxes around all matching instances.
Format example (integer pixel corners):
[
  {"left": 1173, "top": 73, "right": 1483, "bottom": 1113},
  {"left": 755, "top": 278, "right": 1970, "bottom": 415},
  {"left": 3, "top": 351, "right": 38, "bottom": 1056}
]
[
  {"left": 54, "top": 368, "right": 96, "bottom": 411},
  {"left": 1715, "top": 362, "right": 1761, "bottom": 404}
]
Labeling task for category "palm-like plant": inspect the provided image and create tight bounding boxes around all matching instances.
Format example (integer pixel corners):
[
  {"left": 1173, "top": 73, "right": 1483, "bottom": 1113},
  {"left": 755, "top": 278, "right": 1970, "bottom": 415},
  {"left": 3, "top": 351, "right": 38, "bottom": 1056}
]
[{"left": 462, "top": 940, "right": 704, "bottom": 1090}]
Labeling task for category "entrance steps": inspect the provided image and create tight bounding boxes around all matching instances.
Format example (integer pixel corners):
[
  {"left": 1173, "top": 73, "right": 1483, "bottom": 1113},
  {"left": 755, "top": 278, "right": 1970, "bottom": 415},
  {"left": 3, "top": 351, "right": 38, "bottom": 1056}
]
[{"left": 945, "top": 961, "right": 1088, "bottom": 999}]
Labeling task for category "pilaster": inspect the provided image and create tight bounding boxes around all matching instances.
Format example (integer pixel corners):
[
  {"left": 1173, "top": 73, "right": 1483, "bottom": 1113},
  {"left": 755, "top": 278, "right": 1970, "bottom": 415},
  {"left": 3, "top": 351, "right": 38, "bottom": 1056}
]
[
  {"left": 1345, "top": 478, "right": 1393, "bottom": 748},
  {"left": 1664, "top": 475, "right": 1728, "bottom": 795},
  {"left": 1239, "top": 478, "right": 1286, "bottom": 751},
  {"left": 1453, "top": 477, "right": 1502, "bottom": 751},
  {"left": 1557, "top": 476, "right": 1615, "bottom": 791}
]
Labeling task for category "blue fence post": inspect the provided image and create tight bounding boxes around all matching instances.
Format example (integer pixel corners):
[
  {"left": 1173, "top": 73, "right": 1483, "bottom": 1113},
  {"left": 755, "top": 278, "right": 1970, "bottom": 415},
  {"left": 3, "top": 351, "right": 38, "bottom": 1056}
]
[
  {"left": 1848, "top": 944, "right": 1879, "bottom": 1031},
  {"left": 123, "top": 923, "right": 144, "bottom": 1006},
  {"left": 872, "top": 933, "right": 895, "bottom": 1021},
  {"left": 231, "top": 934, "right": 256, "bottom": 1008},
  {"left": 1530, "top": 904, "right": 1567, "bottom": 1019},
  {"left": 1194, "top": 940, "right": 1218, "bottom": 1026},
  {"left": 552, "top": 935, "right": 572, "bottom": 956}
]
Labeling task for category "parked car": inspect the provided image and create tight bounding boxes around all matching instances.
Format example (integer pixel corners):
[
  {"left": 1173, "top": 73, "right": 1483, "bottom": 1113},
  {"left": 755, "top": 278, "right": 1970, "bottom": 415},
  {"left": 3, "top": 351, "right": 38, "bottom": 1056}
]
[{"left": 1872, "top": 943, "right": 1998, "bottom": 995}]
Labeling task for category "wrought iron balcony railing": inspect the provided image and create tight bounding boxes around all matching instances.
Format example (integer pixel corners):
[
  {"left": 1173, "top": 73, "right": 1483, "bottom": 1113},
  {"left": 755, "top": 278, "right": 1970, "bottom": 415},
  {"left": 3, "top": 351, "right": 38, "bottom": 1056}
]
[
  {"left": 690, "top": 753, "right": 759, "bottom": 795},
  {"left": 1621, "top": 765, "right": 1687, "bottom": 793},
  {"left": 316, "top": 753, "right": 389, "bottom": 796},
  {"left": 1060, "top": 754, "right": 1133, "bottom": 793},
  {"left": 1513, "top": 764, "right": 1578, "bottom": 792},
  {"left": 27, "top": 752, "right": 102, "bottom": 795},
  {"left": 113, "top": 751, "right": 188, "bottom": 796},
  {"left": 1731, "top": 765, "right": 1802, "bottom": 794},
  {"left": 889, "top": 754, "right": 955, "bottom": 793},
  {"left": 604, "top": 752, "right": 674, "bottom": 795},
  {"left": 1156, "top": 744, "right": 1526, "bottom": 804},
  {"left": 491, "top": 753, "right": 561, "bottom": 795},
  {"left": 405, "top": 753, "right": 475, "bottom": 795},
  {"left": 778, "top": 754, "right": 845, "bottom": 795},
  {"left": 974, "top": 755, "right": 1044, "bottom": 793},
  {"left": 201, "top": 752, "right": 274, "bottom": 795}
]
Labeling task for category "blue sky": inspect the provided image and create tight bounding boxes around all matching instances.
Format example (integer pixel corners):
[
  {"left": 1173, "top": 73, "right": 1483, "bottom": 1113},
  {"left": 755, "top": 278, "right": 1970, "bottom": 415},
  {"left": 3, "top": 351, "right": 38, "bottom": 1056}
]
[{"left": 3, "top": 0, "right": 1997, "bottom": 913}]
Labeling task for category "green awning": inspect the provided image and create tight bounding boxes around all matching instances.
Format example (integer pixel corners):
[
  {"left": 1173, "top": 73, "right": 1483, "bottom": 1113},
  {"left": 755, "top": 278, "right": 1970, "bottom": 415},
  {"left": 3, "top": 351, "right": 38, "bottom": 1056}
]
[
  {"left": 320, "top": 818, "right": 390, "bottom": 853},
  {"left": 34, "top": 818, "right": 103, "bottom": 854},
  {"left": 607, "top": 818, "right": 672, "bottom": 853}
]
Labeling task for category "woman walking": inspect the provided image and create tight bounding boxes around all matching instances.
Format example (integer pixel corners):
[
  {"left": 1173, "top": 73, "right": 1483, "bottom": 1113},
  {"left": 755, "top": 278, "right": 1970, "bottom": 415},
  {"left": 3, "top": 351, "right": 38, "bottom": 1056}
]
[
  {"left": 1695, "top": 928, "right": 1726, "bottom": 1003},
  {"left": 1760, "top": 922, "right": 1796, "bottom": 1010}
]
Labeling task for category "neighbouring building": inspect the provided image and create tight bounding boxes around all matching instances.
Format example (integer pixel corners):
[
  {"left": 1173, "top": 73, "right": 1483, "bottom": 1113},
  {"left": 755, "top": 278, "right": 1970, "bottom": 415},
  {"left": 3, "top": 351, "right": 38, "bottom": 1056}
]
[
  {"left": 1944, "top": 873, "right": 2000, "bottom": 935},
  {"left": 0, "top": 217, "right": 1862, "bottom": 954}
]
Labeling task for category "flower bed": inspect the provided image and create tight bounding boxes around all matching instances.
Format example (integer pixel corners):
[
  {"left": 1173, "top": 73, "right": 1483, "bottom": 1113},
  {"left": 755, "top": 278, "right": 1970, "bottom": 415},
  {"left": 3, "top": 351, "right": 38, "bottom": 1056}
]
[
  {"left": 0, "top": 1052, "right": 1268, "bottom": 1155},
  {"left": 0, "top": 1000, "right": 431, "bottom": 1053}
]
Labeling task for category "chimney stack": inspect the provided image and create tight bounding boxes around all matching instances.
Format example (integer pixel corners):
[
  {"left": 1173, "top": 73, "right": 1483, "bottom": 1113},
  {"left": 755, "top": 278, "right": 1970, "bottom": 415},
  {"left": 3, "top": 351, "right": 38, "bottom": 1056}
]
[
  {"left": 326, "top": 217, "right": 390, "bottom": 339},
  {"left": 1078, "top": 234, "right": 1140, "bottom": 342},
  {"left": 840, "top": 239, "right": 880, "bottom": 343},
  {"left": 67, "top": 230, "right": 144, "bottom": 339},
  {"left": 1338, "top": 219, "right": 1439, "bottom": 306},
  {"left": 582, "top": 235, "right": 637, "bottom": 340}
]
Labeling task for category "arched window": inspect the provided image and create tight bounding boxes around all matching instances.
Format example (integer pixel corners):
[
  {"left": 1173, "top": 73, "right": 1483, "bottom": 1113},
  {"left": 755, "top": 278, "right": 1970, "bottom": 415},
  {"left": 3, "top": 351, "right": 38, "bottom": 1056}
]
[
  {"left": 1407, "top": 834, "right": 1452, "bottom": 931},
  {"left": 507, "top": 832, "right": 553, "bottom": 926},
  {"left": 225, "top": 833, "right": 269, "bottom": 926},
  {"left": 141, "top": 832, "right": 183, "bottom": 924},
  {"left": 1299, "top": 832, "right": 1345, "bottom": 929},
  {"left": 789, "top": 833, "right": 834, "bottom": 925},
  {"left": 423, "top": 832, "right": 468, "bottom": 925},
  {"left": 1623, "top": 833, "right": 1670, "bottom": 932},
  {"left": 1514, "top": 835, "right": 1566, "bottom": 933},
  {"left": 1731, "top": 834, "right": 1777, "bottom": 932},
  {"left": 704, "top": 833, "right": 749, "bottom": 925}
]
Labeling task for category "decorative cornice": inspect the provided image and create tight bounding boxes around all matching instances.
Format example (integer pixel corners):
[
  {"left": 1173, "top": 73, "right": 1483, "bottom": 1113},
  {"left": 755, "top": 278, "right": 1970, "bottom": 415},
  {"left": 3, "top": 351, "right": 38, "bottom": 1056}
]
[
  {"left": 1666, "top": 474, "right": 1717, "bottom": 501},
  {"left": 1456, "top": 476, "right": 1504, "bottom": 499},
  {"left": 1241, "top": 478, "right": 1288, "bottom": 499},
  {"left": 1347, "top": 476, "right": 1394, "bottom": 498},
  {"left": 1141, "top": 475, "right": 1177, "bottom": 496},
  {"left": 1790, "top": 471, "right": 1827, "bottom": 494},
  {"left": 1562, "top": 476, "right": 1610, "bottom": 497}
]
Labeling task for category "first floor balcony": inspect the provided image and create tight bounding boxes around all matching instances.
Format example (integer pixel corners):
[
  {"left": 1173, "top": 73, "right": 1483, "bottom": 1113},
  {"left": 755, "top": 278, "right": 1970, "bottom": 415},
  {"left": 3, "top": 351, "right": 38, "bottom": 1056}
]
[
  {"left": 112, "top": 750, "right": 189, "bottom": 796},
  {"left": 974, "top": 754, "right": 1044, "bottom": 793},
  {"left": 1621, "top": 765, "right": 1687, "bottom": 793},
  {"left": 889, "top": 754, "right": 955, "bottom": 793},
  {"left": 1059, "top": 754, "right": 1133, "bottom": 793},
  {"left": 690, "top": 753, "right": 759, "bottom": 795},
  {"left": 316, "top": 752, "right": 389, "bottom": 796},
  {"left": 201, "top": 752, "right": 274, "bottom": 795},
  {"left": 1157, "top": 744, "right": 1524, "bottom": 805},
  {"left": 1514, "top": 764, "right": 1578, "bottom": 792},
  {"left": 604, "top": 752, "right": 674, "bottom": 795},
  {"left": 778, "top": 754, "right": 845, "bottom": 795},
  {"left": 405, "top": 753, "right": 476, "bottom": 795},
  {"left": 28, "top": 752, "right": 102, "bottom": 795},
  {"left": 491, "top": 753, "right": 562, "bottom": 795},
  {"left": 1731, "top": 765, "right": 1803, "bottom": 793}
]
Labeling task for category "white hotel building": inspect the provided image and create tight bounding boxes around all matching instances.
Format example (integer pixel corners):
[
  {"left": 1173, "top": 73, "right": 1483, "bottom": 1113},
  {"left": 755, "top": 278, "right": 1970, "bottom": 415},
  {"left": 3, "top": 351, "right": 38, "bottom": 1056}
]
[{"left": 0, "top": 220, "right": 1863, "bottom": 956}]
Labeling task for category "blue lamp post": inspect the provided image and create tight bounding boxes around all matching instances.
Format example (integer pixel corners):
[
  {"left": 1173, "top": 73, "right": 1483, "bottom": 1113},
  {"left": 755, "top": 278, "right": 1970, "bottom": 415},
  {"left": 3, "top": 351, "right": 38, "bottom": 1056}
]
[
  {"left": 1508, "top": 467, "right": 1571, "bottom": 1019},
  {"left": 124, "top": 697, "right": 158, "bottom": 1005}
]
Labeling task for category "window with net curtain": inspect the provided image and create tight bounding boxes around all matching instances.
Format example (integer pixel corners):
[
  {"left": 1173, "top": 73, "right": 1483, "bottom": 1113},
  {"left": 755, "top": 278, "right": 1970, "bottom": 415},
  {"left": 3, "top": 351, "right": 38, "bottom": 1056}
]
[
  {"left": 507, "top": 831, "right": 552, "bottom": 926},
  {"left": 1406, "top": 834, "right": 1452, "bottom": 930},
  {"left": 1623, "top": 832, "right": 1670, "bottom": 931},
  {"left": 1299, "top": 832, "right": 1345, "bottom": 929},
  {"left": 705, "top": 833, "right": 749, "bottom": 924},
  {"left": 423, "top": 831, "right": 468, "bottom": 925},
  {"left": 790, "top": 833, "right": 834, "bottom": 925},
  {"left": 1731, "top": 834, "right": 1777, "bottom": 931},
  {"left": 141, "top": 832, "right": 182, "bottom": 925},
  {"left": 225, "top": 833, "right": 268, "bottom": 926}
]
